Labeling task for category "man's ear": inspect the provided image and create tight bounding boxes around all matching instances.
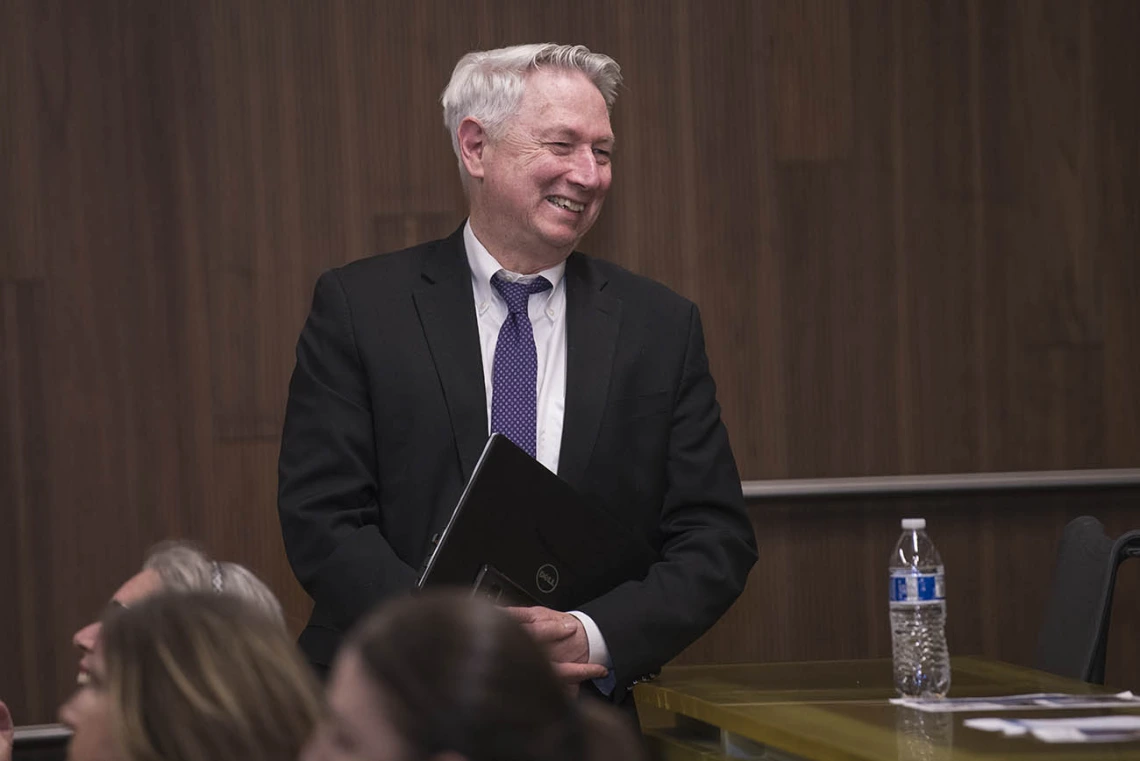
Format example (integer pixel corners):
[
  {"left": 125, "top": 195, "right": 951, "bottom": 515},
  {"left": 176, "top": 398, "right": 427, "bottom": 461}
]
[{"left": 457, "top": 118, "right": 489, "bottom": 180}]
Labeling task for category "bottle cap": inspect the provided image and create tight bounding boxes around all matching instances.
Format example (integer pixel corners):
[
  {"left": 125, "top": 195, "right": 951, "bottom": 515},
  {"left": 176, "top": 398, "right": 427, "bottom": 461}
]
[{"left": 901, "top": 518, "right": 926, "bottom": 530}]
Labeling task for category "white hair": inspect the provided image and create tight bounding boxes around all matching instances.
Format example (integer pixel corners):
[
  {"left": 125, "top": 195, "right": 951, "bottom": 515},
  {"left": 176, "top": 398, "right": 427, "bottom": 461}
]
[
  {"left": 440, "top": 43, "right": 622, "bottom": 175},
  {"left": 142, "top": 540, "right": 285, "bottom": 627}
]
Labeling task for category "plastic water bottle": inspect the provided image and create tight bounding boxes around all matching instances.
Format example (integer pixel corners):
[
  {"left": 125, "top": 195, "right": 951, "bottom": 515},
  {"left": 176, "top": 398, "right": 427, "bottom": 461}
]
[{"left": 889, "top": 518, "right": 951, "bottom": 697}]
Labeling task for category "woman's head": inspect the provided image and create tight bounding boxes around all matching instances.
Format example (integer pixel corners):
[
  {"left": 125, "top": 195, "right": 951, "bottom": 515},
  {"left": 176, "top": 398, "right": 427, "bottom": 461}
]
[
  {"left": 304, "top": 592, "right": 585, "bottom": 761},
  {"left": 60, "top": 591, "right": 322, "bottom": 761},
  {"left": 72, "top": 541, "right": 285, "bottom": 685}
]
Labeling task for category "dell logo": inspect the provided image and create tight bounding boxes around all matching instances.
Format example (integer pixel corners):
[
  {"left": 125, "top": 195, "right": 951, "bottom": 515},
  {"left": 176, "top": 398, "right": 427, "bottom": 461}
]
[{"left": 535, "top": 564, "right": 559, "bottom": 594}]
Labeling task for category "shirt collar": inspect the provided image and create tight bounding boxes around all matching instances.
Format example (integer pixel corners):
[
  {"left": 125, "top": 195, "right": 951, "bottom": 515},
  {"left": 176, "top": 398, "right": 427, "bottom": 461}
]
[{"left": 464, "top": 221, "right": 566, "bottom": 309}]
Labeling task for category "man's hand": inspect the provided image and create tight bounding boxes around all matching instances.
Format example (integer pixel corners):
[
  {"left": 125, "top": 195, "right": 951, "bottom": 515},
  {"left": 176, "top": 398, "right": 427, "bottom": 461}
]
[
  {"left": 1, "top": 699, "right": 14, "bottom": 761},
  {"left": 506, "top": 606, "right": 608, "bottom": 685}
]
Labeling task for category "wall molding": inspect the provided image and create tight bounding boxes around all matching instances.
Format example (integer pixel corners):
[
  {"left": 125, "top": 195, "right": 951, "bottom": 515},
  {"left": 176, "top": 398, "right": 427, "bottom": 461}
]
[{"left": 742, "top": 469, "right": 1140, "bottom": 500}]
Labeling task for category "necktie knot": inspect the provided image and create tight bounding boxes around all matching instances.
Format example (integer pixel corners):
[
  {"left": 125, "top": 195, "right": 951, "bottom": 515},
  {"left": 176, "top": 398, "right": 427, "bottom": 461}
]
[{"left": 493, "top": 275, "right": 551, "bottom": 316}]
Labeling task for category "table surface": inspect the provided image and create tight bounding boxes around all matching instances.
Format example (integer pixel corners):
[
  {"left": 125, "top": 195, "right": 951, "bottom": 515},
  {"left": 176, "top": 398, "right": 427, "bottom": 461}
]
[{"left": 633, "top": 656, "right": 1140, "bottom": 761}]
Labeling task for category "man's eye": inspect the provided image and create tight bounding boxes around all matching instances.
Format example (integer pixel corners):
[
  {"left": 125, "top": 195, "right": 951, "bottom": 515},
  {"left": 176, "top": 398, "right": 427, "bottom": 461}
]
[
  {"left": 549, "top": 142, "right": 572, "bottom": 152},
  {"left": 594, "top": 149, "right": 612, "bottom": 162}
]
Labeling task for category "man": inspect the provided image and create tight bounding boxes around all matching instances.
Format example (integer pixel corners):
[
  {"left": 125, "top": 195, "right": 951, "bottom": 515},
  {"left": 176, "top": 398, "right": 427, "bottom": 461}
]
[
  {"left": 277, "top": 43, "right": 757, "bottom": 702},
  {"left": 72, "top": 540, "right": 284, "bottom": 684}
]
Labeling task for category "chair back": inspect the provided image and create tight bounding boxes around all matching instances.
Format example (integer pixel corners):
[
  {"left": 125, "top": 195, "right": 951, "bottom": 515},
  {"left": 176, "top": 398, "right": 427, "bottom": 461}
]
[{"left": 1035, "top": 515, "right": 1140, "bottom": 684}]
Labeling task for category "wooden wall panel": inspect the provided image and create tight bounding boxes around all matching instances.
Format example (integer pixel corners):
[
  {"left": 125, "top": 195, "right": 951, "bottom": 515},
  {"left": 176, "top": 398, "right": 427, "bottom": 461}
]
[
  {"left": 1090, "top": 1, "right": 1140, "bottom": 468},
  {"left": 994, "top": 1, "right": 1106, "bottom": 472},
  {"left": 679, "top": 1, "right": 783, "bottom": 479},
  {"left": 770, "top": 0, "right": 853, "bottom": 161},
  {"left": 0, "top": 0, "right": 45, "bottom": 280},
  {"left": 2, "top": 0, "right": 1138, "bottom": 723},
  {"left": 838, "top": 0, "right": 903, "bottom": 478},
  {"left": 0, "top": 283, "right": 53, "bottom": 722},
  {"left": 893, "top": 0, "right": 982, "bottom": 475}
]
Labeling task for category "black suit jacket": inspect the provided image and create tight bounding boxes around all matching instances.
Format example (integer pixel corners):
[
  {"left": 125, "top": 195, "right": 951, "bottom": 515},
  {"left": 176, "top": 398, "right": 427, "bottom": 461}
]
[{"left": 278, "top": 226, "right": 757, "bottom": 700}]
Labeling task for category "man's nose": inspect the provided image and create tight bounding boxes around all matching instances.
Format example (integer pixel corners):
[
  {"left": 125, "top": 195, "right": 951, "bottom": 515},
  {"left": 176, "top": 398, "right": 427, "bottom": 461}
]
[{"left": 567, "top": 147, "right": 603, "bottom": 188}]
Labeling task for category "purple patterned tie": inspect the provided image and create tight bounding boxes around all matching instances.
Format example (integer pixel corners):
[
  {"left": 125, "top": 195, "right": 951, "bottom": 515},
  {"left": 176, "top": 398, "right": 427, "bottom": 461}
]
[{"left": 491, "top": 275, "right": 552, "bottom": 457}]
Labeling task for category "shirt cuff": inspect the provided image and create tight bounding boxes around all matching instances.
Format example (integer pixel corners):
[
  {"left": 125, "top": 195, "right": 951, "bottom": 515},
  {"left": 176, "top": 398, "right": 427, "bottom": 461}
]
[
  {"left": 567, "top": 610, "right": 617, "bottom": 697},
  {"left": 566, "top": 610, "right": 611, "bottom": 668}
]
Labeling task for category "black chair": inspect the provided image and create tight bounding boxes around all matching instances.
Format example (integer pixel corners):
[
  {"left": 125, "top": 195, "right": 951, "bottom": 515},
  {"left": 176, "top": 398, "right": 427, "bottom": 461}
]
[{"left": 1035, "top": 515, "right": 1140, "bottom": 684}]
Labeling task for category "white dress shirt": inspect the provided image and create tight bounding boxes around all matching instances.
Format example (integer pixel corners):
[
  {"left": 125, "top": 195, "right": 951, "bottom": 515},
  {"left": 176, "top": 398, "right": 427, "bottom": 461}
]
[{"left": 464, "top": 222, "right": 614, "bottom": 687}]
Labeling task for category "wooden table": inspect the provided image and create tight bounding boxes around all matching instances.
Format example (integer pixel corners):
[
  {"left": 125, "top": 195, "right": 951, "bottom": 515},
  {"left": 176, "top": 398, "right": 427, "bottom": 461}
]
[{"left": 633, "top": 656, "right": 1140, "bottom": 760}]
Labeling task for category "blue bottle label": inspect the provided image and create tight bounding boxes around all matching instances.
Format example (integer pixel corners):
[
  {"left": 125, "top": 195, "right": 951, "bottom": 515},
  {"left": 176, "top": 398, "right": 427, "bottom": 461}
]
[{"left": 889, "top": 572, "right": 945, "bottom": 603}]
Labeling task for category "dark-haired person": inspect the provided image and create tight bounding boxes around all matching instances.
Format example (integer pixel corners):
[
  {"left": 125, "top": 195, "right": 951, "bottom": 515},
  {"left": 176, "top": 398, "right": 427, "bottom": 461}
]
[{"left": 302, "top": 592, "right": 644, "bottom": 761}]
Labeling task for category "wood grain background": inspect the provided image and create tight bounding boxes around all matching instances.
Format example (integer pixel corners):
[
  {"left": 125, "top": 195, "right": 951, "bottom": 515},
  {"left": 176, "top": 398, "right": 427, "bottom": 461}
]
[{"left": 2, "top": 0, "right": 1138, "bottom": 723}]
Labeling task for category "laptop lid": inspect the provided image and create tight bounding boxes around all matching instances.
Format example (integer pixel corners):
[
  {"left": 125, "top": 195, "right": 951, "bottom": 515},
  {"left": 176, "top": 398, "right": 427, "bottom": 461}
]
[{"left": 418, "top": 434, "right": 658, "bottom": 610}]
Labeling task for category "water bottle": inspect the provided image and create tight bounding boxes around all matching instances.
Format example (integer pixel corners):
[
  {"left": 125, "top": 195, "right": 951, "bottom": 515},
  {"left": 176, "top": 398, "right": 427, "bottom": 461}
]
[{"left": 889, "top": 518, "right": 951, "bottom": 697}]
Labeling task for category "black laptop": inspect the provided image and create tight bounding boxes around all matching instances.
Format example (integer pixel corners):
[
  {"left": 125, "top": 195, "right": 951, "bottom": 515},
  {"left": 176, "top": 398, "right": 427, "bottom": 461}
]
[{"left": 417, "top": 434, "right": 658, "bottom": 610}]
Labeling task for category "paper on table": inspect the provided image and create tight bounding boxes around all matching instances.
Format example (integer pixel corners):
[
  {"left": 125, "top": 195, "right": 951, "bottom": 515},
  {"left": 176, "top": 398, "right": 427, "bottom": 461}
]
[
  {"left": 965, "top": 715, "right": 1140, "bottom": 744},
  {"left": 889, "top": 691, "right": 1140, "bottom": 713}
]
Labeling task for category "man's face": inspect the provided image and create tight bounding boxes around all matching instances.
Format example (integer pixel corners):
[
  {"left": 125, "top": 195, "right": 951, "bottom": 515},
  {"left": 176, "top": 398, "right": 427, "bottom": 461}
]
[
  {"left": 72, "top": 568, "right": 163, "bottom": 684},
  {"left": 472, "top": 67, "right": 614, "bottom": 265}
]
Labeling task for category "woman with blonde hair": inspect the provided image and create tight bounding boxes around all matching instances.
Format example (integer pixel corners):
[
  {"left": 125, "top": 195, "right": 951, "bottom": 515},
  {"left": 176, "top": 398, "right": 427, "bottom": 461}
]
[{"left": 59, "top": 591, "right": 322, "bottom": 761}]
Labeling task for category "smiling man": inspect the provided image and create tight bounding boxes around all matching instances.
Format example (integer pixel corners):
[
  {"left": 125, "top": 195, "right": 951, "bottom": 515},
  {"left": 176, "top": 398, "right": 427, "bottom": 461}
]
[{"left": 277, "top": 43, "right": 757, "bottom": 707}]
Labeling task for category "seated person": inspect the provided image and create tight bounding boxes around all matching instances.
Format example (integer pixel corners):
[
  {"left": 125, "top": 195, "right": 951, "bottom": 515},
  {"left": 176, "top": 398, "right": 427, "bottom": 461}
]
[
  {"left": 60, "top": 592, "right": 321, "bottom": 761},
  {"left": 0, "top": 703, "right": 10, "bottom": 761},
  {"left": 303, "top": 591, "right": 645, "bottom": 761},
  {"left": 72, "top": 540, "right": 283, "bottom": 684},
  {"left": 3, "top": 543, "right": 288, "bottom": 761}
]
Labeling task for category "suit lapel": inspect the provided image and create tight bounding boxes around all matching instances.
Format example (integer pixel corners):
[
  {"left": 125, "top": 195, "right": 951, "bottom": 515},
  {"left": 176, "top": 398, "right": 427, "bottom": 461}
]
[
  {"left": 559, "top": 253, "right": 621, "bottom": 488},
  {"left": 412, "top": 229, "right": 487, "bottom": 482}
]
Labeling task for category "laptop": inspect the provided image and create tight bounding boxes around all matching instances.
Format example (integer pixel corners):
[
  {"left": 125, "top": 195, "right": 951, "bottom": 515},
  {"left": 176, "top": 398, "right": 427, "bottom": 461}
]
[{"left": 417, "top": 433, "right": 658, "bottom": 610}]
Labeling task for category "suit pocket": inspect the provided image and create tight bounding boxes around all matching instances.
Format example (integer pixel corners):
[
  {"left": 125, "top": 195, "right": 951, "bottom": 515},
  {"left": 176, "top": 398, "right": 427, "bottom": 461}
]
[{"left": 609, "top": 390, "right": 672, "bottom": 421}]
